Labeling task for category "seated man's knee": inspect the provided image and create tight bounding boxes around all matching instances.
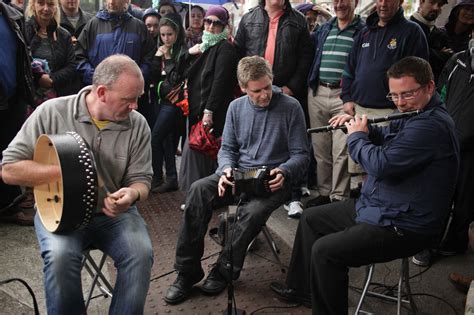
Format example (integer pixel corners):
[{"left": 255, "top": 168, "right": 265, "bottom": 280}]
[
  {"left": 311, "top": 237, "right": 335, "bottom": 263},
  {"left": 120, "top": 236, "right": 154, "bottom": 269},
  {"left": 188, "top": 175, "right": 217, "bottom": 201},
  {"left": 42, "top": 247, "right": 83, "bottom": 274}
]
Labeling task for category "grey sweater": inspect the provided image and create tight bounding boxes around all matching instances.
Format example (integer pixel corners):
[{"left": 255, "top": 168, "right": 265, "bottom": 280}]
[
  {"left": 2, "top": 87, "right": 153, "bottom": 195},
  {"left": 217, "top": 86, "right": 309, "bottom": 182}
]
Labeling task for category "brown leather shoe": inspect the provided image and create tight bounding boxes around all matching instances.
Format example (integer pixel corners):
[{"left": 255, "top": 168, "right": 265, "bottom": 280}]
[
  {"left": 449, "top": 272, "right": 473, "bottom": 294},
  {"left": 0, "top": 207, "right": 35, "bottom": 226}
]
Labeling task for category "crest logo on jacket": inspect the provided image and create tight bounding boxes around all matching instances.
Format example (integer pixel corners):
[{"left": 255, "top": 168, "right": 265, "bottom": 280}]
[{"left": 387, "top": 38, "right": 397, "bottom": 50}]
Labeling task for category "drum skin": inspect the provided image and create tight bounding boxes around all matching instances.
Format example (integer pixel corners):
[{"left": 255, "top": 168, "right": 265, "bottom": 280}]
[{"left": 33, "top": 132, "right": 98, "bottom": 233}]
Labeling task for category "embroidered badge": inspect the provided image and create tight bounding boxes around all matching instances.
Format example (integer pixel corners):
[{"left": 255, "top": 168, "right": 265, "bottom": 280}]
[{"left": 387, "top": 38, "right": 397, "bottom": 50}]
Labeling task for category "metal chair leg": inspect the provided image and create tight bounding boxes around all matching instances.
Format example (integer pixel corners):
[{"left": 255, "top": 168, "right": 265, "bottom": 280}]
[
  {"left": 261, "top": 225, "right": 282, "bottom": 265},
  {"left": 356, "top": 258, "right": 417, "bottom": 315},
  {"left": 355, "top": 264, "right": 375, "bottom": 315},
  {"left": 402, "top": 257, "right": 418, "bottom": 314},
  {"left": 83, "top": 250, "right": 113, "bottom": 309}
]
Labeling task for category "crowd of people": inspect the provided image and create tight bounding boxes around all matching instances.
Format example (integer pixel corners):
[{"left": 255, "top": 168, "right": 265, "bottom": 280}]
[{"left": 0, "top": 0, "right": 473, "bottom": 313}]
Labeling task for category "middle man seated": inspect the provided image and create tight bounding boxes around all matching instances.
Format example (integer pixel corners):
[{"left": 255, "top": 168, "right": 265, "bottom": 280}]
[{"left": 164, "top": 56, "right": 309, "bottom": 304}]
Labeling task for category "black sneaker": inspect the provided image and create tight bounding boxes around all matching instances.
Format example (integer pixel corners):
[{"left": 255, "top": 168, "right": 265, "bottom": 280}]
[
  {"left": 412, "top": 249, "right": 432, "bottom": 267},
  {"left": 201, "top": 264, "right": 227, "bottom": 295}
]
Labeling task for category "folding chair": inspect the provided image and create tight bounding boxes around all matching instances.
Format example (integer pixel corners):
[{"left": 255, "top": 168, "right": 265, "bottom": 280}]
[
  {"left": 247, "top": 224, "right": 284, "bottom": 272},
  {"left": 355, "top": 257, "right": 417, "bottom": 315},
  {"left": 82, "top": 249, "right": 114, "bottom": 309}
]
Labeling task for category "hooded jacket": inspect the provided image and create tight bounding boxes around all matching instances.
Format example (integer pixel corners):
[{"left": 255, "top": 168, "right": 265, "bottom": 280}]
[
  {"left": 75, "top": 9, "right": 155, "bottom": 85},
  {"left": 233, "top": 0, "right": 313, "bottom": 100},
  {"left": 341, "top": 8, "right": 429, "bottom": 109},
  {"left": 150, "top": 13, "right": 190, "bottom": 102},
  {"left": 444, "top": 5, "right": 474, "bottom": 53},
  {"left": 410, "top": 14, "right": 451, "bottom": 83},
  {"left": 438, "top": 49, "right": 474, "bottom": 150}
]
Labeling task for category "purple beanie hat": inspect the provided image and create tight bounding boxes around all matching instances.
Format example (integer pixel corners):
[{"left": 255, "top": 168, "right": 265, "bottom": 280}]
[
  {"left": 205, "top": 5, "right": 229, "bottom": 25},
  {"left": 295, "top": 3, "right": 315, "bottom": 15}
]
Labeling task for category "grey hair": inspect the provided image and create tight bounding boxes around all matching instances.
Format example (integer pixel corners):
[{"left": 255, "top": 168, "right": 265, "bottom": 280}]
[
  {"left": 237, "top": 56, "right": 273, "bottom": 88},
  {"left": 92, "top": 54, "right": 143, "bottom": 88}
]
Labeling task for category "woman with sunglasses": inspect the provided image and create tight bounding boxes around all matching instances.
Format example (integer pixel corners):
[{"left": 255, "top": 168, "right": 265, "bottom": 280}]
[
  {"left": 150, "top": 12, "right": 188, "bottom": 193},
  {"left": 179, "top": 5, "right": 238, "bottom": 199}
]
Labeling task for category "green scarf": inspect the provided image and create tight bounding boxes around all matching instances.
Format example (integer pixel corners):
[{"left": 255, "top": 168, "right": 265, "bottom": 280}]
[{"left": 199, "top": 29, "right": 229, "bottom": 53}]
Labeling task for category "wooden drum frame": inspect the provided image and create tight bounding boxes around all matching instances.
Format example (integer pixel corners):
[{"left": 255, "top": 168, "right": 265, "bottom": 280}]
[{"left": 33, "top": 132, "right": 98, "bottom": 233}]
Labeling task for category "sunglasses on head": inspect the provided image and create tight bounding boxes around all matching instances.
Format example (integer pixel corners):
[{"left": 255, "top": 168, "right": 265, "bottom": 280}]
[{"left": 204, "top": 18, "right": 224, "bottom": 27}]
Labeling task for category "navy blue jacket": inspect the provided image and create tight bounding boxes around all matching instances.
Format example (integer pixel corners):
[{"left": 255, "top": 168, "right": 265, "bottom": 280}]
[
  {"left": 349, "top": 95, "right": 459, "bottom": 235},
  {"left": 307, "top": 16, "right": 365, "bottom": 91},
  {"left": 75, "top": 10, "right": 155, "bottom": 85},
  {"left": 341, "top": 8, "right": 429, "bottom": 109}
]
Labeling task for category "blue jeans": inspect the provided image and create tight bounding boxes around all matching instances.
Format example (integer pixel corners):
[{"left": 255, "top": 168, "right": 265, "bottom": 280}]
[
  {"left": 34, "top": 207, "right": 154, "bottom": 315},
  {"left": 151, "top": 103, "right": 179, "bottom": 181}
]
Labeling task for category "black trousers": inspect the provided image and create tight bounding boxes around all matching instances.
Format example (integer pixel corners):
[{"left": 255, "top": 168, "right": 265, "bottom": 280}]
[
  {"left": 0, "top": 102, "right": 26, "bottom": 210},
  {"left": 174, "top": 173, "right": 290, "bottom": 279},
  {"left": 442, "top": 151, "right": 474, "bottom": 252},
  {"left": 285, "top": 199, "right": 433, "bottom": 315}
]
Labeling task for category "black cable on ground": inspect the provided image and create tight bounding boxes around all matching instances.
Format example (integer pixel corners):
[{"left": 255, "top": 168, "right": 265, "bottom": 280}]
[
  {"left": 411, "top": 293, "right": 458, "bottom": 315},
  {"left": 0, "top": 278, "right": 39, "bottom": 315},
  {"left": 249, "top": 303, "right": 302, "bottom": 314},
  {"left": 149, "top": 251, "right": 220, "bottom": 282},
  {"left": 348, "top": 262, "right": 451, "bottom": 312},
  {"left": 248, "top": 251, "right": 289, "bottom": 270}
]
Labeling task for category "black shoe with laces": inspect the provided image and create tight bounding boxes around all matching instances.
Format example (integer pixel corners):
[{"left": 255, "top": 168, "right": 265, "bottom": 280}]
[
  {"left": 201, "top": 265, "right": 228, "bottom": 295},
  {"left": 150, "top": 178, "right": 164, "bottom": 192},
  {"left": 270, "top": 282, "right": 312, "bottom": 308},
  {"left": 155, "top": 180, "right": 179, "bottom": 193},
  {"left": 164, "top": 270, "right": 204, "bottom": 304}
]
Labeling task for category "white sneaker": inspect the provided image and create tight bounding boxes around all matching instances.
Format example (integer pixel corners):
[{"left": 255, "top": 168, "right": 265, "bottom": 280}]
[
  {"left": 300, "top": 186, "right": 311, "bottom": 197},
  {"left": 284, "top": 201, "right": 304, "bottom": 219}
]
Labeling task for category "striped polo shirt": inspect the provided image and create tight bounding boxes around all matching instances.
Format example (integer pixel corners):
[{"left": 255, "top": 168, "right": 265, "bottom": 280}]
[{"left": 319, "top": 16, "right": 360, "bottom": 85}]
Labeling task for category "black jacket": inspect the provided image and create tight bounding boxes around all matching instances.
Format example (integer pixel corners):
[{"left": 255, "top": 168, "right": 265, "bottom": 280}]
[
  {"left": 410, "top": 15, "right": 451, "bottom": 83},
  {"left": 0, "top": 1, "right": 34, "bottom": 110},
  {"left": 187, "top": 40, "right": 238, "bottom": 136},
  {"left": 438, "top": 50, "right": 474, "bottom": 151},
  {"left": 59, "top": 6, "right": 93, "bottom": 40},
  {"left": 25, "top": 18, "right": 79, "bottom": 96},
  {"left": 233, "top": 0, "right": 313, "bottom": 100}
]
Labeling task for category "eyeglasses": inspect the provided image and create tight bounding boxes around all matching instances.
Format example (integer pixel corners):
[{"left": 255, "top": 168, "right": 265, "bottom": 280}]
[
  {"left": 204, "top": 18, "right": 224, "bottom": 27},
  {"left": 386, "top": 85, "right": 425, "bottom": 102}
]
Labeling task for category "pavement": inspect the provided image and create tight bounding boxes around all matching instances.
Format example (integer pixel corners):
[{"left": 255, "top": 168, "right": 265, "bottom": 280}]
[{"left": 1, "top": 181, "right": 473, "bottom": 314}]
